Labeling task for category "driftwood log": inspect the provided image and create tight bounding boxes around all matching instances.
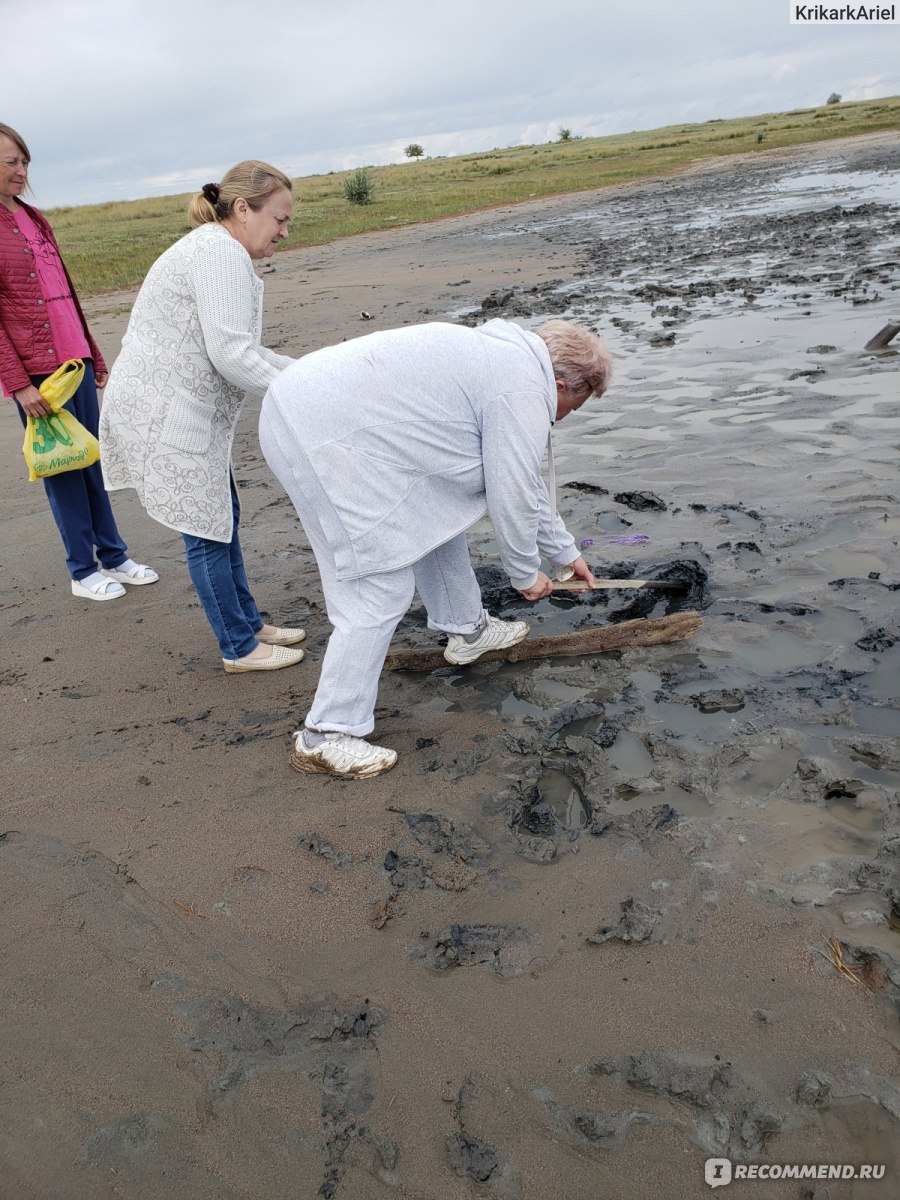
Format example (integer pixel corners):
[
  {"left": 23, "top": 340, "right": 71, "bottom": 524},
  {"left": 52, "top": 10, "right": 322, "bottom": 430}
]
[
  {"left": 384, "top": 610, "right": 703, "bottom": 672},
  {"left": 864, "top": 321, "right": 900, "bottom": 351}
]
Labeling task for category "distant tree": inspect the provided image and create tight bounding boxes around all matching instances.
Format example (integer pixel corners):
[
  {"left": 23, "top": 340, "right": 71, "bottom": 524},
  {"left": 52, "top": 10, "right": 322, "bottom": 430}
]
[
  {"left": 826, "top": 92, "right": 842, "bottom": 105},
  {"left": 557, "top": 127, "right": 573, "bottom": 142},
  {"left": 404, "top": 143, "right": 425, "bottom": 159},
  {"left": 344, "top": 168, "right": 374, "bottom": 205}
]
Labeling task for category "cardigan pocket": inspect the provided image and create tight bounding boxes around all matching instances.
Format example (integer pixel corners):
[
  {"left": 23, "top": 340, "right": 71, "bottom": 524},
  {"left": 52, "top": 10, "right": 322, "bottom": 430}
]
[{"left": 159, "top": 395, "right": 215, "bottom": 455}]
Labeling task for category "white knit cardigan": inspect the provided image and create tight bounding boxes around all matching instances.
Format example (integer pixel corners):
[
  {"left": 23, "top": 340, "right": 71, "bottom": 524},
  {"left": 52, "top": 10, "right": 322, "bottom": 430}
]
[{"left": 100, "top": 222, "right": 293, "bottom": 541}]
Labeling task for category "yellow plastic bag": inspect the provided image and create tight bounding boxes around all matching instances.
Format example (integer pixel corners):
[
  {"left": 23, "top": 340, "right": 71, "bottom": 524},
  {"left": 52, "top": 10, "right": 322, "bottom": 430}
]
[
  {"left": 39, "top": 358, "right": 85, "bottom": 409},
  {"left": 22, "top": 359, "right": 101, "bottom": 482}
]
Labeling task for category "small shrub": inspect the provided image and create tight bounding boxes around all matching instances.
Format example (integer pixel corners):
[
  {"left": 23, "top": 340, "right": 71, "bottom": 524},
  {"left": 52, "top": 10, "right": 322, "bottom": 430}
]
[
  {"left": 826, "top": 92, "right": 842, "bottom": 105},
  {"left": 344, "top": 169, "right": 374, "bottom": 205},
  {"left": 404, "top": 143, "right": 425, "bottom": 159},
  {"left": 558, "top": 127, "right": 573, "bottom": 142}
]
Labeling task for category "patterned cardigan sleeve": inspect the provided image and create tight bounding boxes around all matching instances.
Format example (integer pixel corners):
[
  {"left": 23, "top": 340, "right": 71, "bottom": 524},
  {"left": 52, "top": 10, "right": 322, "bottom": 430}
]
[{"left": 192, "top": 235, "right": 291, "bottom": 398}]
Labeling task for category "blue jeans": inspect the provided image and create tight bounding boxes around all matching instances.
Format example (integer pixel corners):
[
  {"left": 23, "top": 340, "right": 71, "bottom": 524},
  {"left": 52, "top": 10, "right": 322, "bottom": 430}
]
[
  {"left": 182, "top": 480, "right": 263, "bottom": 659},
  {"left": 19, "top": 360, "right": 129, "bottom": 581}
]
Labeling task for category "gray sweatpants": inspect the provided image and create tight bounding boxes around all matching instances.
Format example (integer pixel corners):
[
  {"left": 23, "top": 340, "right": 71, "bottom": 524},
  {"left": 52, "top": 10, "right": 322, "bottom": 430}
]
[{"left": 260, "top": 410, "right": 483, "bottom": 737}]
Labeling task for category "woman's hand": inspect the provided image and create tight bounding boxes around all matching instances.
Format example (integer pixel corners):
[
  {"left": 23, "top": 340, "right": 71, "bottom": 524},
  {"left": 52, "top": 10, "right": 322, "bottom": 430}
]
[
  {"left": 518, "top": 569, "right": 554, "bottom": 601},
  {"left": 14, "top": 384, "right": 52, "bottom": 418},
  {"left": 95, "top": 371, "right": 108, "bottom": 389}
]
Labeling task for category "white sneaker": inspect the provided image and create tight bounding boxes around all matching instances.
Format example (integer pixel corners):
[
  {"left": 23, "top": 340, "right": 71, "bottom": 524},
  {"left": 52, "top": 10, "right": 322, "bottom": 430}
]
[
  {"left": 444, "top": 614, "right": 530, "bottom": 664},
  {"left": 290, "top": 731, "right": 397, "bottom": 779}
]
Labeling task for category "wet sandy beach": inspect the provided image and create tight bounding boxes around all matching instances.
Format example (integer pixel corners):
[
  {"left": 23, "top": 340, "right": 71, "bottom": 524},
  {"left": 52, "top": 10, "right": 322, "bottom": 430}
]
[{"left": 2, "top": 133, "right": 899, "bottom": 1199}]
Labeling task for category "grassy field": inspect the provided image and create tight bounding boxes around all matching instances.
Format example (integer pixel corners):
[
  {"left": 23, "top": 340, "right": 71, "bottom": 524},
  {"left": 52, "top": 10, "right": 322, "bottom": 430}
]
[{"left": 50, "top": 95, "right": 900, "bottom": 298}]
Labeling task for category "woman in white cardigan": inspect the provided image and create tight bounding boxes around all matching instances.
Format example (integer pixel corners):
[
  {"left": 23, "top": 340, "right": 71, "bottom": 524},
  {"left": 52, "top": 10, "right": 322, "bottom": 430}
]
[{"left": 100, "top": 161, "right": 305, "bottom": 673}]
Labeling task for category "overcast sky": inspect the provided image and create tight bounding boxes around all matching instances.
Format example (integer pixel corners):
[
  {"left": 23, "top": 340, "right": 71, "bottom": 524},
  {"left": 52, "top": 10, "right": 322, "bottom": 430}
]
[{"left": 4, "top": 0, "right": 898, "bottom": 210}]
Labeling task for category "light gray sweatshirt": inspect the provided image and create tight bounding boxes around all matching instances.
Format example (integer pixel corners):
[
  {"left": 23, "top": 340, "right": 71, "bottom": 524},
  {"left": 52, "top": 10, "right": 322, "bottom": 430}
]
[{"left": 262, "top": 319, "right": 578, "bottom": 589}]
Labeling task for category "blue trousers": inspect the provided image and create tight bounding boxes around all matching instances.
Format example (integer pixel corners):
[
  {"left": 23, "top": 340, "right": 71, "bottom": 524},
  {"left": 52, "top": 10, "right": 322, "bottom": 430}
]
[
  {"left": 182, "top": 480, "right": 264, "bottom": 660},
  {"left": 19, "top": 360, "right": 128, "bottom": 581}
]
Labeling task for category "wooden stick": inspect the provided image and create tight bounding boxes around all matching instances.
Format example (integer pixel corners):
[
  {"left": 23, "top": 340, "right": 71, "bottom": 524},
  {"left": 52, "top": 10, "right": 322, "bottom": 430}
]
[
  {"left": 553, "top": 579, "right": 683, "bottom": 591},
  {"left": 864, "top": 321, "right": 900, "bottom": 351},
  {"left": 384, "top": 611, "right": 703, "bottom": 672}
]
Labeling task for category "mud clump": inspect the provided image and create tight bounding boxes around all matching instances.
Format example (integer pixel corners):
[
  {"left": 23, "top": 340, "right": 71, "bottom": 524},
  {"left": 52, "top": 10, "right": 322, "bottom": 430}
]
[
  {"left": 563, "top": 480, "right": 610, "bottom": 496},
  {"left": 855, "top": 627, "right": 896, "bottom": 652},
  {"left": 382, "top": 811, "right": 490, "bottom": 892},
  {"left": 298, "top": 832, "right": 353, "bottom": 870},
  {"left": 590, "top": 804, "right": 680, "bottom": 840},
  {"left": 587, "top": 896, "right": 663, "bottom": 945},
  {"left": 472, "top": 558, "right": 710, "bottom": 621},
  {"left": 473, "top": 283, "right": 570, "bottom": 321},
  {"left": 424, "top": 924, "right": 538, "bottom": 975},
  {"left": 613, "top": 491, "right": 668, "bottom": 512},
  {"left": 404, "top": 811, "right": 490, "bottom": 865},
  {"left": 691, "top": 689, "right": 745, "bottom": 714}
]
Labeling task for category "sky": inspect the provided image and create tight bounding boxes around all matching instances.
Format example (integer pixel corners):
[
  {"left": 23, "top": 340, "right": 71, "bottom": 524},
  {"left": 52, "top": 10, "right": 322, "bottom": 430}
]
[{"left": 4, "top": 0, "right": 899, "bottom": 210}]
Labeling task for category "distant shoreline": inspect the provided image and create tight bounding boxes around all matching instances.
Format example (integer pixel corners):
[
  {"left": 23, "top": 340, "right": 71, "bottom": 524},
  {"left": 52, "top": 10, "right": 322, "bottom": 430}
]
[{"left": 51, "top": 97, "right": 900, "bottom": 297}]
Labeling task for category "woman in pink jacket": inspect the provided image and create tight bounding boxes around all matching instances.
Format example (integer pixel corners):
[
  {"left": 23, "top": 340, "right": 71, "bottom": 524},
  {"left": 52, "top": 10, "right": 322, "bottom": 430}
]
[{"left": 0, "top": 123, "right": 156, "bottom": 601}]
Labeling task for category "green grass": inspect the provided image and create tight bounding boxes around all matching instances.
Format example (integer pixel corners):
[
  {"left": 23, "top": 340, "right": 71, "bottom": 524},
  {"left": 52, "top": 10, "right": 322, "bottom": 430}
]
[{"left": 51, "top": 95, "right": 900, "bottom": 298}]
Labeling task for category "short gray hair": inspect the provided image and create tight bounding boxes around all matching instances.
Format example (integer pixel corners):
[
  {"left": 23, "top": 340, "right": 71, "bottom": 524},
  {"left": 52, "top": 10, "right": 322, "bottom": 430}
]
[{"left": 537, "top": 319, "right": 612, "bottom": 396}]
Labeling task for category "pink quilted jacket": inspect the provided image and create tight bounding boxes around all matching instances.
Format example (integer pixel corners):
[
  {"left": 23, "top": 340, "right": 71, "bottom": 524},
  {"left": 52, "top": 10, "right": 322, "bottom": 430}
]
[{"left": 0, "top": 200, "right": 106, "bottom": 397}]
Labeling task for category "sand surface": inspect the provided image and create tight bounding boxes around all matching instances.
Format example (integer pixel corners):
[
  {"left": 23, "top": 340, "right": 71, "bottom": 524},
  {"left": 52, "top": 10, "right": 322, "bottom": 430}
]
[{"left": 2, "top": 134, "right": 899, "bottom": 1199}]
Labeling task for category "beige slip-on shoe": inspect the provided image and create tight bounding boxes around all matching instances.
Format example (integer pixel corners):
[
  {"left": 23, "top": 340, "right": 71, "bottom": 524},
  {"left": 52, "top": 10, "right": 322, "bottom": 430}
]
[
  {"left": 256, "top": 626, "right": 307, "bottom": 647},
  {"left": 223, "top": 645, "right": 304, "bottom": 674}
]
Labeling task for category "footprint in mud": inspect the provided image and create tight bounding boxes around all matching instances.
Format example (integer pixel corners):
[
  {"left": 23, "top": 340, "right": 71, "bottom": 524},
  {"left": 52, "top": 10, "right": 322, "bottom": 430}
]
[
  {"left": 448, "top": 1134, "right": 519, "bottom": 1197},
  {"left": 448, "top": 1076, "right": 524, "bottom": 1199},
  {"left": 497, "top": 772, "right": 593, "bottom": 865},
  {"left": 587, "top": 1052, "right": 786, "bottom": 1159},
  {"left": 172, "top": 991, "right": 394, "bottom": 1196},
  {"left": 84, "top": 1114, "right": 223, "bottom": 1193}
]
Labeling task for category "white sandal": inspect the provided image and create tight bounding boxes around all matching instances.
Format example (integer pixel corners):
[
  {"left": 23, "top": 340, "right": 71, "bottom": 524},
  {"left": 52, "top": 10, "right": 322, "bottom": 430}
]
[
  {"left": 101, "top": 559, "right": 159, "bottom": 586},
  {"left": 71, "top": 572, "right": 126, "bottom": 601}
]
